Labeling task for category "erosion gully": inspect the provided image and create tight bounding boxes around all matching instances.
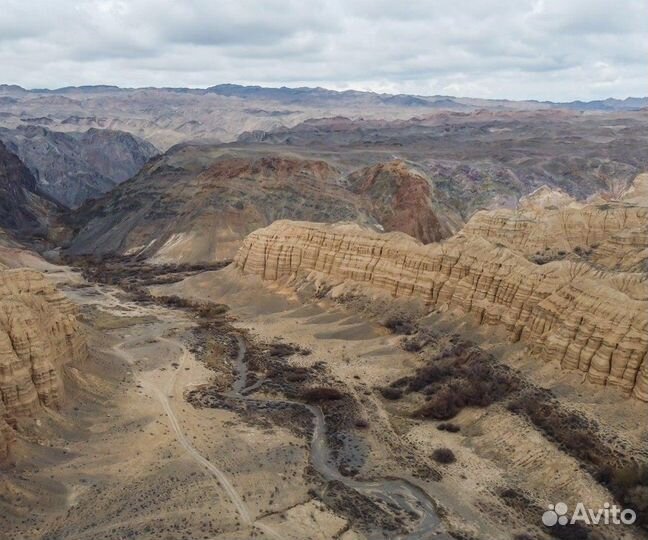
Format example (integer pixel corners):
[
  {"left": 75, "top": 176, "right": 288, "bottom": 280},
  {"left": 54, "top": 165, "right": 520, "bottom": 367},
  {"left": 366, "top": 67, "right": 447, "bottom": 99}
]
[
  {"left": 74, "top": 262, "right": 448, "bottom": 539},
  {"left": 227, "top": 335, "right": 449, "bottom": 539}
]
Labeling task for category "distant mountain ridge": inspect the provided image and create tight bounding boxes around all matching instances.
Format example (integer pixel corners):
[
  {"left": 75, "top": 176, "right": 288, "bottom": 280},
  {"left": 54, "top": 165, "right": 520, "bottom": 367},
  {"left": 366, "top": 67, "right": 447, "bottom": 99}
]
[{"left": 1, "top": 83, "right": 645, "bottom": 111}]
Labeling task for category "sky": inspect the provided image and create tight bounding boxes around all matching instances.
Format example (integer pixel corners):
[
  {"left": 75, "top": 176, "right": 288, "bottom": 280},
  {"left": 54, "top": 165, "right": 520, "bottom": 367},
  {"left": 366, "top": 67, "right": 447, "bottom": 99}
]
[{"left": 1, "top": 0, "right": 646, "bottom": 101}]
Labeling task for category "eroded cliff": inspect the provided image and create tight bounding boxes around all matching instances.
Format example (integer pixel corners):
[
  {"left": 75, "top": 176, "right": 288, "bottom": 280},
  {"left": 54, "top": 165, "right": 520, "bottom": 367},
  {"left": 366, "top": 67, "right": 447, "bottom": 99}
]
[
  {"left": 461, "top": 178, "right": 648, "bottom": 271},
  {"left": 0, "top": 267, "right": 86, "bottom": 460},
  {"left": 234, "top": 220, "right": 648, "bottom": 401}
]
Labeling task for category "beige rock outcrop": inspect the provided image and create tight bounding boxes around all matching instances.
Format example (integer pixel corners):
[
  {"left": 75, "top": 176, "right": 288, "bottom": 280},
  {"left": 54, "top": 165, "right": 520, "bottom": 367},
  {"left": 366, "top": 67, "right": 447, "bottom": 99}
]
[
  {"left": 517, "top": 185, "right": 577, "bottom": 211},
  {"left": 234, "top": 220, "right": 648, "bottom": 401},
  {"left": 462, "top": 202, "right": 647, "bottom": 265},
  {"left": 460, "top": 176, "right": 648, "bottom": 272},
  {"left": 621, "top": 173, "right": 648, "bottom": 205},
  {"left": 0, "top": 267, "right": 86, "bottom": 459}
]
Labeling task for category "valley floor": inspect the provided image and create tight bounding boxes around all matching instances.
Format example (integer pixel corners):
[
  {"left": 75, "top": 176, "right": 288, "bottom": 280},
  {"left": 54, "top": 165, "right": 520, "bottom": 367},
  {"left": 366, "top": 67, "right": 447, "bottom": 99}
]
[{"left": 1, "top": 262, "right": 646, "bottom": 540}]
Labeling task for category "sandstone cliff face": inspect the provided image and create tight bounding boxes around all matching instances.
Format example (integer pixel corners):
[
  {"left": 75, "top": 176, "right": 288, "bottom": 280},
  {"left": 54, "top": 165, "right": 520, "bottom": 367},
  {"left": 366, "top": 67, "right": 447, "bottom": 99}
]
[
  {"left": 462, "top": 179, "right": 648, "bottom": 271},
  {"left": 234, "top": 220, "right": 648, "bottom": 401},
  {"left": 462, "top": 203, "right": 647, "bottom": 258},
  {"left": 0, "top": 267, "right": 86, "bottom": 460}
]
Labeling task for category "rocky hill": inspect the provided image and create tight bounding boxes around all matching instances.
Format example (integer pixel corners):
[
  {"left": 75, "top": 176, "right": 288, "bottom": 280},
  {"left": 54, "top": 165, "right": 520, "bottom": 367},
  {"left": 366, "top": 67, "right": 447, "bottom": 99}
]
[
  {"left": 0, "top": 140, "right": 59, "bottom": 240},
  {"left": 237, "top": 111, "right": 648, "bottom": 216},
  {"left": 347, "top": 161, "right": 460, "bottom": 242},
  {"left": 0, "top": 266, "right": 87, "bottom": 460},
  {"left": 65, "top": 147, "right": 465, "bottom": 263},
  {"left": 1, "top": 84, "right": 645, "bottom": 151},
  {"left": 66, "top": 147, "right": 381, "bottom": 263},
  {"left": 0, "top": 126, "right": 158, "bottom": 208},
  {"left": 233, "top": 219, "right": 648, "bottom": 402}
]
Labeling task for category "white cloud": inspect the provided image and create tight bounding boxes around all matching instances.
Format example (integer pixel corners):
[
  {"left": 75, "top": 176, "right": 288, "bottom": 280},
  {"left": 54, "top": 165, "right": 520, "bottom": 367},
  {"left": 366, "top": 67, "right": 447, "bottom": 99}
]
[{"left": 0, "top": 0, "right": 645, "bottom": 100}]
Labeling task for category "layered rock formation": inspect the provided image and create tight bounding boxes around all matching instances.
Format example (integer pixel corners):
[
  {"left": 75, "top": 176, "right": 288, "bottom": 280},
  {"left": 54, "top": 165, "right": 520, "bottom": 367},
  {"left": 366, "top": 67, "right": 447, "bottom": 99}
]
[
  {"left": 462, "top": 180, "right": 648, "bottom": 271},
  {"left": 0, "top": 267, "right": 86, "bottom": 459},
  {"left": 234, "top": 220, "right": 648, "bottom": 401}
]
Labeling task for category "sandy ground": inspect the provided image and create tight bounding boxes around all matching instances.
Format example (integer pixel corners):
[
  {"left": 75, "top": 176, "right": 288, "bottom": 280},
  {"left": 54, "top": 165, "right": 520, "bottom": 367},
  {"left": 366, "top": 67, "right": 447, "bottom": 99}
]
[
  {"left": 1, "top": 276, "right": 355, "bottom": 540},
  {"left": 162, "top": 267, "right": 648, "bottom": 540},
  {"left": 2, "top": 262, "right": 646, "bottom": 540}
]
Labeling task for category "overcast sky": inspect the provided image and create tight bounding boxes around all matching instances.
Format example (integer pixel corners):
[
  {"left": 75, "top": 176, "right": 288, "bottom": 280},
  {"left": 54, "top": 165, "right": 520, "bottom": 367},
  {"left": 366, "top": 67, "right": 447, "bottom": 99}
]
[{"left": 1, "top": 0, "right": 646, "bottom": 101}]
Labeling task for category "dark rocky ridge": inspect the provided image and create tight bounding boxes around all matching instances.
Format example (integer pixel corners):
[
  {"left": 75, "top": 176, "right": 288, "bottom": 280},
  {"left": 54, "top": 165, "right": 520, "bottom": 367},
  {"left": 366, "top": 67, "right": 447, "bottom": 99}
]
[
  {"left": 0, "top": 140, "right": 60, "bottom": 239},
  {"left": 65, "top": 144, "right": 466, "bottom": 263},
  {"left": 66, "top": 147, "right": 379, "bottom": 262},
  {"left": 238, "top": 111, "right": 648, "bottom": 216},
  {"left": 0, "top": 125, "right": 158, "bottom": 208}
]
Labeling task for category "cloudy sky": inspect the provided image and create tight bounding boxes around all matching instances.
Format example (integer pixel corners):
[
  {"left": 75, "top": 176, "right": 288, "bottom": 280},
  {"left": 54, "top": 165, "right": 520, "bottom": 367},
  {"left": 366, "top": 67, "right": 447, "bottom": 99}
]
[{"left": 1, "top": 0, "right": 646, "bottom": 101}]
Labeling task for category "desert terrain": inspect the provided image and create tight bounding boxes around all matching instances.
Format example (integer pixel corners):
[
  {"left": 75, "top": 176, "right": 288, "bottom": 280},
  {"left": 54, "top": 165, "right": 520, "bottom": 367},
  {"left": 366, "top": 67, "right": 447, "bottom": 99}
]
[{"left": 0, "top": 84, "right": 647, "bottom": 540}]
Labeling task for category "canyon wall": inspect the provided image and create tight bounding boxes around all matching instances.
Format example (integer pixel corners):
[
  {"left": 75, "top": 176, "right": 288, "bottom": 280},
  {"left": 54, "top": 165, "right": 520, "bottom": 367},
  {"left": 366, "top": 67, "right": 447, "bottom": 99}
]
[
  {"left": 234, "top": 220, "right": 648, "bottom": 401},
  {"left": 461, "top": 181, "right": 648, "bottom": 272},
  {"left": 0, "top": 267, "right": 86, "bottom": 459}
]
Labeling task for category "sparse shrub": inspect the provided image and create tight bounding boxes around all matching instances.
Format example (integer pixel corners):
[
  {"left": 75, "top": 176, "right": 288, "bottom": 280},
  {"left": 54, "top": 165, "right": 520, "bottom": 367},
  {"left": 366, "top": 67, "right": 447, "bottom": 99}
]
[
  {"left": 415, "top": 388, "right": 460, "bottom": 419},
  {"left": 268, "top": 343, "right": 299, "bottom": 358},
  {"left": 196, "top": 303, "right": 229, "bottom": 318},
  {"left": 380, "top": 387, "right": 403, "bottom": 400},
  {"left": 437, "top": 422, "right": 460, "bottom": 433},
  {"left": 402, "top": 337, "right": 423, "bottom": 352},
  {"left": 384, "top": 315, "right": 416, "bottom": 335},
  {"left": 285, "top": 368, "right": 309, "bottom": 383},
  {"left": 301, "top": 387, "right": 344, "bottom": 402},
  {"left": 499, "top": 487, "right": 533, "bottom": 511},
  {"left": 408, "top": 358, "right": 454, "bottom": 391},
  {"left": 406, "top": 346, "right": 518, "bottom": 420},
  {"left": 432, "top": 447, "right": 456, "bottom": 464},
  {"left": 401, "top": 328, "right": 438, "bottom": 352}
]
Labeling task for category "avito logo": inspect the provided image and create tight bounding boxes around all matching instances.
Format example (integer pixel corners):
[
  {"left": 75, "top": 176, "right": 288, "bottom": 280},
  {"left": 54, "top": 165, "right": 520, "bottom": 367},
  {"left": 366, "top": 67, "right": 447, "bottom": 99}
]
[{"left": 543, "top": 502, "right": 637, "bottom": 527}]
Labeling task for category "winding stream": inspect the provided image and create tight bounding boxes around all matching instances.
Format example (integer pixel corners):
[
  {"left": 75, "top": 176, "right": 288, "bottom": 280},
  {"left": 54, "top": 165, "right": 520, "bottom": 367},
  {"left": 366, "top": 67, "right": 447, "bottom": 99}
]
[
  {"left": 65, "top": 282, "right": 446, "bottom": 539},
  {"left": 228, "top": 334, "right": 448, "bottom": 540}
]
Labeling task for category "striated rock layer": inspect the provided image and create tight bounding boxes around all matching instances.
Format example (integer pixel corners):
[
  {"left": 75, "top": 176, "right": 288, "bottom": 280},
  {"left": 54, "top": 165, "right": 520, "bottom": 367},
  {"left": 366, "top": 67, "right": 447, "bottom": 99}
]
[
  {"left": 0, "top": 267, "right": 86, "bottom": 459},
  {"left": 461, "top": 178, "right": 648, "bottom": 271},
  {"left": 234, "top": 220, "right": 648, "bottom": 401}
]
